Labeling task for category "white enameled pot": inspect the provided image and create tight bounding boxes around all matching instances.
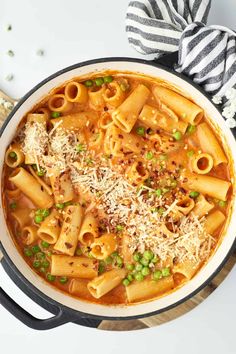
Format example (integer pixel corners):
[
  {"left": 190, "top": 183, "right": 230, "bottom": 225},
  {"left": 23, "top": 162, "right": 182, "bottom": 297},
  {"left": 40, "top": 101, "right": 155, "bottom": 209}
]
[{"left": 0, "top": 57, "right": 236, "bottom": 329}]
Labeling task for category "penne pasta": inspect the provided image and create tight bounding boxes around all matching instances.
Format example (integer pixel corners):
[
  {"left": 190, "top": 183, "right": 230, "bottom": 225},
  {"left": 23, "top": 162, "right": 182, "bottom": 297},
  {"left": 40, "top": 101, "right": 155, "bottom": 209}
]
[
  {"left": 28, "top": 166, "right": 53, "bottom": 196},
  {"left": 103, "top": 81, "right": 125, "bottom": 108},
  {"left": 183, "top": 173, "right": 231, "bottom": 201},
  {"left": 54, "top": 204, "right": 83, "bottom": 256},
  {"left": 11, "top": 208, "right": 32, "bottom": 228},
  {"left": 190, "top": 153, "right": 214, "bottom": 174},
  {"left": 197, "top": 122, "right": 227, "bottom": 166},
  {"left": 98, "top": 112, "right": 113, "bottom": 129},
  {"left": 205, "top": 210, "right": 226, "bottom": 235},
  {"left": 51, "top": 255, "right": 97, "bottom": 278},
  {"left": 9, "top": 168, "right": 53, "bottom": 209},
  {"left": 176, "top": 197, "right": 195, "bottom": 215},
  {"left": 112, "top": 84, "right": 150, "bottom": 133},
  {"left": 78, "top": 212, "right": 99, "bottom": 246},
  {"left": 88, "top": 86, "right": 106, "bottom": 110},
  {"left": 69, "top": 279, "right": 91, "bottom": 297},
  {"left": 173, "top": 260, "right": 200, "bottom": 280},
  {"left": 153, "top": 86, "right": 204, "bottom": 124},
  {"left": 192, "top": 194, "right": 214, "bottom": 218},
  {"left": 64, "top": 81, "right": 88, "bottom": 103},
  {"left": 90, "top": 233, "right": 117, "bottom": 259},
  {"left": 48, "top": 94, "right": 73, "bottom": 113},
  {"left": 126, "top": 276, "right": 174, "bottom": 303},
  {"left": 51, "top": 111, "right": 98, "bottom": 130},
  {"left": 49, "top": 168, "right": 74, "bottom": 204},
  {"left": 5, "top": 143, "right": 25, "bottom": 168},
  {"left": 37, "top": 209, "right": 61, "bottom": 244},
  {"left": 22, "top": 225, "right": 38, "bottom": 245},
  {"left": 87, "top": 268, "right": 126, "bottom": 298},
  {"left": 139, "top": 104, "right": 188, "bottom": 134}
]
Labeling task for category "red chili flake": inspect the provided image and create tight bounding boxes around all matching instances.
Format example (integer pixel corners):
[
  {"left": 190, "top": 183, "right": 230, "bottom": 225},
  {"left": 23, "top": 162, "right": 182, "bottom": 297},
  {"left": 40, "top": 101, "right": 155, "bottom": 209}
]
[{"left": 118, "top": 134, "right": 123, "bottom": 139}]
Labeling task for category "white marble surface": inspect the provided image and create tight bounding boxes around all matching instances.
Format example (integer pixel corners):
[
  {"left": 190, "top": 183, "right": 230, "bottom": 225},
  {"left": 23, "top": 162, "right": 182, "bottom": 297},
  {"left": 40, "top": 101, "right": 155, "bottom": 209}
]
[{"left": 0, "top": 1, "right": 235, "bottom": 353}]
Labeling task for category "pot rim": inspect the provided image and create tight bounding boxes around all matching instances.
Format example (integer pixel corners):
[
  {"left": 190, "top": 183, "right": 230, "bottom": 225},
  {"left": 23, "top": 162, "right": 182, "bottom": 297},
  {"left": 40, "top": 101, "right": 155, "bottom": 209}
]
[{"left": 1, "top": 56, "right": 236, "bottom": 321}]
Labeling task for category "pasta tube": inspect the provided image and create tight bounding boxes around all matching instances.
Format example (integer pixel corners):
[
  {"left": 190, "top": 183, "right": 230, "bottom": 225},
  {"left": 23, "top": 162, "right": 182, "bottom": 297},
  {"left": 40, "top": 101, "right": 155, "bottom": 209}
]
[
  {"left": 9, "top": 168, "right": 53, "bottom": 209},
  {"left": 5, "top": 143, "right": 25, "bottom": 168},
  {"left": 153, "top": 86, "right": 203, "bottom": 124},
  {"left": 54, "top": 204, "right": 83, "bottom": 256},
  {"left": 173, "top": 260, "right": 200, "bottom": 280},
  {"left": 139, "top": 104, "right": 188, "bottom": 134},
  {"left": 190, "top": 153, "right": 214, "bottom": 174},
  {"left": 69, "top": 279, "right": 91, "bottom": 297},
  {"left": 22, "top": 226, "right": 38, "bottom": 245},
  {"left": 109, "top": 125, "right": 142, "bottom": 155},
  {"left": 183, "top": 173, "right": 231, "bottom": 201},
  {"left": 49, "top": 169, "right": 74, "bottom": 204},
  {"left": 126, "top": 276, "right": 174, "bottom": 303},
  {"left": 103, "top": 81, "right": 125, "bottom": 108},
  {"left": 88, "top": 87, "right": 106, "bottom": 110},
  {"left": 78, "top": 212, "right": 99, "bottom": 245},
  {"left": 37, "top": 209, "right": 61, "bottom": 244},
  {"left": 112, "top": 84, "right": 150, "bottom": 133},
  {"left": 126, "top": 159, "right": 149, "bottom": 185},
  {"left": 48, "top": 94, "right": 73, "bottom": 113},
  {"left": 11, "top": 208, "right": 32, "bottom": 228},
  {"left": 205, "top": 210, "right": 225, "bottom": 235},
  {"left": 176, "top": 197, "right": 195, "bottom": 215},
  {"left": 51, "top": 111, "right": 98, "bottom": 130},
  {"left": 65, "top": 81, "right": 88, "bottom": 103},
  {"left": 51, "top": 255, "right": 97, "bottom": 278},
  {"left": 197, "top": 122, "right": 227, "bottom": 166},
  {"left": 87, "top": 268, "right": 126, "bottom": 298},
  {"left": 192, "top": 194, "right": 214, "bottom": 218},
  {"left": 90, "top": 233, "right": 117, "bottom": 260}
]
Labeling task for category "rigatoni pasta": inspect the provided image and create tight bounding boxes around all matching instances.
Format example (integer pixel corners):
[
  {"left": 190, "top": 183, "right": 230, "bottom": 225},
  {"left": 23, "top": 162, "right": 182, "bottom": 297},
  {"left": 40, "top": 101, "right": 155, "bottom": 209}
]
[{"left": 3, "top": 70, "right": 233, "bottom": 306}]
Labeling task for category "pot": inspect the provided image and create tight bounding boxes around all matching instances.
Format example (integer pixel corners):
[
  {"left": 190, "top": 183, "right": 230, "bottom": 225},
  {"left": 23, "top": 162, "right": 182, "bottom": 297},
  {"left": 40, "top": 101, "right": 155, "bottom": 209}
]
[{"left": 0, "top": 54, "right": 236, "bottom": 330}]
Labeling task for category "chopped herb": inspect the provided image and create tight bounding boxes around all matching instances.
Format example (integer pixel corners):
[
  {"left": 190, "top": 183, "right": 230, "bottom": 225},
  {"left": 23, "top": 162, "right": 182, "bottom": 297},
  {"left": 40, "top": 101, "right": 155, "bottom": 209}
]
[
  {"left": 56, "top": 203, "right": 65, "bottom": 209},
  {"left": 116, "top": 224, "right": 124, "bottom": 232},
  {"left": 7, "top": 50, "right": 14, "bottom": 57},
  {"left": 75, "top": 248, "right": 83, "bottom": 256},
  {"left": 157, "top": 207, "right": 165, "bottom": 215},
  {"left": 155, "top": 189, "right": 162, "bottom": 197},
  {"left": 187, "top": 125, "right": 196, "bottom": 134},
  {"left": 85, "top": 158, "right": 93, "bottom": 165},
  {"left": 37, "top": 168, "right": 45, "bottom": 177},
  {"left": 218, "top": 200, "right": 226, "bottom": 207},
  {"left": 98, "top": 261, "right": 106, "bottom": 274},
  {"left": 10, "top": 202, "right": 17, "bottom": 209},
  {"left": 187, "top": 150, "right": 195, "bottom": 157},
  {"left": 76, "top": 143, "right": 86, "bottom": 153}
]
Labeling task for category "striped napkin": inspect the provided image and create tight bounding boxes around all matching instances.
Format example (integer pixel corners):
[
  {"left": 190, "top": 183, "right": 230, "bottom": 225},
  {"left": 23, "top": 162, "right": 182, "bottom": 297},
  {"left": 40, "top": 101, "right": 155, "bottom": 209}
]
[{"left": 126, "top": 0, "right": 236, "bottom": 102}]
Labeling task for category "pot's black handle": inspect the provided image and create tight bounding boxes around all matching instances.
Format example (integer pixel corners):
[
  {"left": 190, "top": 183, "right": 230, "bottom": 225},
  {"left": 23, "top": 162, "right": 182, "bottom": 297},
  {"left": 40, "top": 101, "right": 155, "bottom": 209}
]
[
  {"left": 0, "top": 256, "right": 101, "bottom": 330},
  {"left": 153, "top": 51, "right": 178, "bottom": 69},
  {"left": 0, "top": 287, "right": 101, "bottom": 330}
]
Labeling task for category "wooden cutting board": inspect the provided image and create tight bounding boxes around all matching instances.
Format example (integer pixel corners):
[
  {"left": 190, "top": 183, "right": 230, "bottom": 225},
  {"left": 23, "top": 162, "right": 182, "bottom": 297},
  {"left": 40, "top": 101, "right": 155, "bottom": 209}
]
[{"left": 0, "top": 90, "right": 235, "bottom": 331}]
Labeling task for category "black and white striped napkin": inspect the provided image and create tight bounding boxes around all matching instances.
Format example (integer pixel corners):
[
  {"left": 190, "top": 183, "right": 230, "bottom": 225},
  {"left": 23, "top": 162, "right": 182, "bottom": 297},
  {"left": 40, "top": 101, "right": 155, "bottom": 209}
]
[{"left": 126, "top": 0, "right": 236, "bottom": 99}]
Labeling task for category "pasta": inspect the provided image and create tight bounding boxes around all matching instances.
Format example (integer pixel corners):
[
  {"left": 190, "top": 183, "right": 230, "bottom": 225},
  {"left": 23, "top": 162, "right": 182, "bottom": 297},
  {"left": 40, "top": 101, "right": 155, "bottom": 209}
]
[
  {"left": 3, "top": 71, "right": 232, "bottom": 306},
  {"left": 112, "top": 84, "right": 150, "bottom": 133}
]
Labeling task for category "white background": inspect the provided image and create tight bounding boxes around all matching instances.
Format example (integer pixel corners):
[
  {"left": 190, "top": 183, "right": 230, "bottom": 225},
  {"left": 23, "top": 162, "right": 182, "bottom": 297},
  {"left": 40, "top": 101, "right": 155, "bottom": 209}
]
[{"left": 0, "top": 1, "right": 235, "bottom": 353}]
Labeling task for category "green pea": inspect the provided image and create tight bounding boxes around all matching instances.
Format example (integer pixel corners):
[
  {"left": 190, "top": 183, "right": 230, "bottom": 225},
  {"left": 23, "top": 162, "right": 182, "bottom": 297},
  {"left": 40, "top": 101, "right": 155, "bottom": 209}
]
[
  {"left": 41, "top": 209, "right": 50, "bottom": 218},
  {"left": 24, "top": 248, "right": 33, "bottom": 257},
  {"left": 152, "top": 270, "right": 162, "bottom": 280},
  {"left": 133, "top": 252, "right": 142, "bottom": 262},
  {"left": 218, "top": 200, "right": 226, "bottom": 207},
  {"left": 162, "top": 267, "right": 171, "bottom": 277},
  {"left": 146, "top": 151, "right": 153, "bottom": 160},
  {"left": 151, "top": 255, "right": 159, "bottom": 264},
  {"left": 51, "top": 111, "right": 61, "bottom": 118},
  {"left": 84, "top": 80, "right": 93, "bottom": 87},
  {"left": 143, "top": 250, "right": 154, "bottom": 261},
  {"left": 155, "top": 189, "right": 162, "bottom": 197},
  {"left": 187, "top": 125, "right": 196, "bottom": 134},
  {"left": 187, "top": 150, "right": 195, "bottom": 157},
  {"left": 136, "top": 126, "right": 145, "bottom": 136},
  {"left": 141, "top": 266, "right": 150, "bottom": 276},
  {"left": 41, "top": 240, "right": 49, "bottom": 248},
  {"left": 126, "top": 263, "right": 135, "bottom": 271},
  {"left": 32, "top": 245, "right": 41, "bottom": 254},
  {"left": 94, "top": 77, "right": 104, "bottom": 86},
  {"left": 9, "top": 151, "right": 17, "bottom": 159},
  {"left": 56, "top": 203, "right": 65, "bottom": 209},
  {"left": 135, "top": 263, "right": 143, "bottom": 271},
  {"left": 33, "top": 260, "right": 41, "bottom": 268},
  {"left": 98, "top": 261, "right": 106, "bottom": 274},
  {"left": 75, "top": 248, "right": 83, "bottom": 256},
  {"left": 159, "top": 154, "right": 167, "bottom": 161},
  {"left": 47, "top": 273, "right": 56, "bottom": 282},
  {"left": 10, "top": 202, "right": 17, "bottom": 209},
  {"left": 173, "top": 131, "right": 182, "bottom": 141},
  {"left": 122, "top": 278, "right": 130, "bottom": 286},
  {"left": 37, "top": 169, "right": 45, "bottom": 177},
  {"left": 189, "top": 191, "right": 200, "bottom": 199},
  {"left": 140, "top": 257, "right": 150, "bottom": 266},
  {"left": 127, "top": 274, "right": 133, "bottom": 282},
  {"left": 134, "top": 272, "right": 144, "bottom": 281},
  {"left": 116, "top": 225, "right": 124, "bottom": 232},
  {"left": 34, "top": 214, "right": 43, "bottom": 224},
  {"left": 59, "top": 276, "right": 68, "bottom": 284},
  {"left": 116, "top": 256, "right": 123, "bottom": 268},
  {"left": 41, "top": 260, "right": 50, "bottom": 268},
  {"left": 103, "top": 76, "right": 113, "bottom": 83}
]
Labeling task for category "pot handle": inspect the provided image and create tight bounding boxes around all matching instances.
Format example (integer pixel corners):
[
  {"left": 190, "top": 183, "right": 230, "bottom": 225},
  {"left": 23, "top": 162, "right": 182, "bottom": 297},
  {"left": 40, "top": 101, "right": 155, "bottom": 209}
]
[
  {"left": 152, "top": 51, "right": 178, "bottom": 69},
  {"left": 0, "top": 256, "right": 101, "bottom": 330}
]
